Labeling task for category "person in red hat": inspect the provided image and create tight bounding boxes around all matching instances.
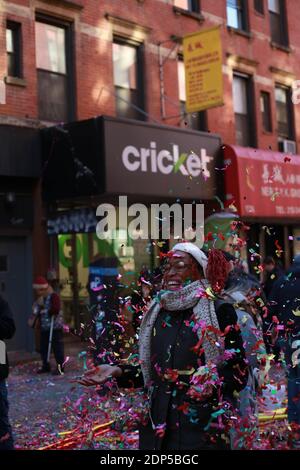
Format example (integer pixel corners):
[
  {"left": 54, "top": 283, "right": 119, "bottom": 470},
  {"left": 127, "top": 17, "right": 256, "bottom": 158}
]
[{"left": 31, "top": 276, "right": 65, "bottom": 375}]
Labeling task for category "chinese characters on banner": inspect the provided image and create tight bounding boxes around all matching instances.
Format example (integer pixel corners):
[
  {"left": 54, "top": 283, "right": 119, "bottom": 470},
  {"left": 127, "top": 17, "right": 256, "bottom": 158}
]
[
  {"left": 183, "top": 26, "right": 224, "bottom": 113},
  {"left": 225, "top": 146, "right": 300, "bottom": 217}
]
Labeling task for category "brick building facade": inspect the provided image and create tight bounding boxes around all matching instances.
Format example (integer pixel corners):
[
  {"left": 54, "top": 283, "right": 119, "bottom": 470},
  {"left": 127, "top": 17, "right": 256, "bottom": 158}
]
[
  {"left": 1, "top": 0, "right": 300, "bottom": 145},
  {"left": 1, "top": 0, "right": 300, "bottom": 348}
]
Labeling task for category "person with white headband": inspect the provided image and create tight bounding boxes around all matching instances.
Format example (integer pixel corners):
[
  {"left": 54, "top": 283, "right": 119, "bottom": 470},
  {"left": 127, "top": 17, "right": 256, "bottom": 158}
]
[{"left": 78, "top": 242, "right": 248, "bottom": 450}]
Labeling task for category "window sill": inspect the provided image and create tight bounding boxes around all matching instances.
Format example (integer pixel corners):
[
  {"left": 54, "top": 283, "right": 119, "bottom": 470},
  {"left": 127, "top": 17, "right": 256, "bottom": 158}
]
[
  {"left": 227, "top": 26, "right": 252, "bottom": 39},
  {"left": 4, "top": 76, "right": 27, "bottom": 87},
  {"left": 270, "top": 41, "right": 292, "bottom": 53},
  {"left": 262, "top": 130, "right": 273, "bottom": 135},
  {"left": 253, "top": 10, "right": 265, "bottom": 18},
  {"left": 173, "top": 6, "right": 205, "bottom": 22}
]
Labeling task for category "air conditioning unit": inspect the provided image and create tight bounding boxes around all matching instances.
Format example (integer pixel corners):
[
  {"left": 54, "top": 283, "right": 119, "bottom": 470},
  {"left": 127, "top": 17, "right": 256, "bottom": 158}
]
[{"left": 279, "top": 139, "right": 297, "bottom": 155}]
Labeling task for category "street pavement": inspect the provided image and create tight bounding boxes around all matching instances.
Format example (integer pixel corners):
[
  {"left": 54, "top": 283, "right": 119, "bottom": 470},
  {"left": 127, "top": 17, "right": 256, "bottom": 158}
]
[{"left": 7, "top": 351, "right": 142, "bottom": 450}]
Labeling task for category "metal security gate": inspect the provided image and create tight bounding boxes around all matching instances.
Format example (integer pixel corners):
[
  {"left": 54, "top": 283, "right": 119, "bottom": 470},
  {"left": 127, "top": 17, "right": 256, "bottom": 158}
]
[{"left": 0, "top": 236, "right": 33, "bottom": 351}]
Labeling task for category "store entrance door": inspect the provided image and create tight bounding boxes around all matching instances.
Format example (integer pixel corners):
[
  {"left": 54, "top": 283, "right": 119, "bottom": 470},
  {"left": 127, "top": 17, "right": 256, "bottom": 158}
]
[{"left": 0, "top": 237, "right": 30, "bottom": 351}]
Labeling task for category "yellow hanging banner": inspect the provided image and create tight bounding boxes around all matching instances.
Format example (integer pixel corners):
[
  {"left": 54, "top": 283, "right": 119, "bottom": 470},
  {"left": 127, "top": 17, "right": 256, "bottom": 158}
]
[{"left": 183, "top": 26, "right": 224, "bottom": 113}]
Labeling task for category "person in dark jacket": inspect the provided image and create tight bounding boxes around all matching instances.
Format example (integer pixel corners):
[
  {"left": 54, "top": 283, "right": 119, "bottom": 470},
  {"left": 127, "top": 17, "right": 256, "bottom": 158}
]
[
  {"left": 78, "top": 243, "right": 248, "bottom": 450},
  {"left": 268, "top": 255, "right": 300, "bottom": 448},
  {"left": 0, "top": 295, "right": 16, "bottom": 450}
]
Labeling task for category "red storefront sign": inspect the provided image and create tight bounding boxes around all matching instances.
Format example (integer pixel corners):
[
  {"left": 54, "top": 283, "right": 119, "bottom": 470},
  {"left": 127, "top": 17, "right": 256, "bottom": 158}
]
[{"left": 224, "top": 145, "right": 300, "bottom": 218}]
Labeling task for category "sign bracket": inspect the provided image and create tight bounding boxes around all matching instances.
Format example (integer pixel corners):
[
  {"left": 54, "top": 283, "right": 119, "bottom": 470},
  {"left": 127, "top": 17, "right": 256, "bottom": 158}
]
[{"left": 158, "top": 37, "right": 185, "bottom": 121}]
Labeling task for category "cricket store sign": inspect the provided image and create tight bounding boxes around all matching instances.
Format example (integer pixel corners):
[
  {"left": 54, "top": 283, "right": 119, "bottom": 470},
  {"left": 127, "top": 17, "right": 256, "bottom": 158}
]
[
  {"left": 121, "top": 143, "right": 212, "bottom": 177},
  {"left": 102, "top": 117, "right": 221, "bottom": 199}
]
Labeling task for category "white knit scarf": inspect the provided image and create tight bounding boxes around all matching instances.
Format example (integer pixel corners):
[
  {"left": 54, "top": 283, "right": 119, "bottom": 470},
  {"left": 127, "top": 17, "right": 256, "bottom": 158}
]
[{"left": 139, "top": 280, "right": 224, "bottom": 386}]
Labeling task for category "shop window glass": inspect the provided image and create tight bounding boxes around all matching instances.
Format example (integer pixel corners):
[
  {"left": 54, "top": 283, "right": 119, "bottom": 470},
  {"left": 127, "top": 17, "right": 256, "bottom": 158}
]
[
  {"left": 233, "top": 74, "right": 255, "bottom": 147},
  {"left": 58, "top": 230, "right": 155, "bottom": 328},
  {"left": 233, "top": 75, "right": 248, "bottom": 145},
  {"left": 174, "top": 0, "right": 200, "bottom": 13},
  {"left": 227, "top": 0, "right": 248, "bottom": 31},
  {"left": 268, "top": 0, "right": 288, "bottom": 46},
  {"left": 36, "top": 22, "right": 66, "bottom": 73},
  {"left": 113, "top": 41, "right": 144, "bottom": 120},
  {"left": 260, "top": 91, "right": 272, "bottom": 132},
  {"left": 35, "top": 19, "right": 73, "bottom": 122},
  {"left": 275, "top": 85, "right": 293, "bottom": 139},
  {"left": 6, "top": 22, "right": 22, "bottom": 78}
]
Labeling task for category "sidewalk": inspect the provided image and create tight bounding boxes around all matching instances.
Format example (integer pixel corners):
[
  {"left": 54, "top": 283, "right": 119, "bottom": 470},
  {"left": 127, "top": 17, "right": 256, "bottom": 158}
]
[{"left": 7, "top": 345, "right": 139, "bottom": 450}]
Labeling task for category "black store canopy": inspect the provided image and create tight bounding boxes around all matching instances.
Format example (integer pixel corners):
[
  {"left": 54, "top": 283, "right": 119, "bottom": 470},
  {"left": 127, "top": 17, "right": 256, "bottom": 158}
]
[{"left": 41, "top": 115, "right": 222, "bottom": 203}]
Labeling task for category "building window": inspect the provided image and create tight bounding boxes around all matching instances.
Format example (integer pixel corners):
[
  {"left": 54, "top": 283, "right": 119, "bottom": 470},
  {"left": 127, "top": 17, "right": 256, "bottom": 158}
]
[
  {"left": 113, "top": 40, "right": 144, "bottom": 120},
  {"left": 227, "top": 0, "right": 248, "bottom": 31},
  {"left": 6, "top": 22, "right": 22, "bottom": 78},
  {"left": 233, "top": 74, "right": 255, "bottom": 147},
  {"left": 268, "top": 0, "right": 288, "bottom": 46},
  {"left": 177, "top": 59, "right": 207, "bottom": 131},
  {"left": 35, "top": 18, "right": 74, "bottom": 122},
  {"left": 260, "top": 91, "right": 272, "bottom": 132},
  {"left": 275, "top": 85, "right": 294, "bottom": 139},
  {"left": 174, "top": 0, "right": 200, "bottom": 13},
  {"left": 254, "top": 0, "right": 264, "bottom": 14}
]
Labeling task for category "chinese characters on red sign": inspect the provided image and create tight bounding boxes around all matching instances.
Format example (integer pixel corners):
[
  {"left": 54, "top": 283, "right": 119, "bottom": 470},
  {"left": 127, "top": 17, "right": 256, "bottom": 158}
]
[{"left": 224, "top": 146, "right": 300, "bottom": 217}]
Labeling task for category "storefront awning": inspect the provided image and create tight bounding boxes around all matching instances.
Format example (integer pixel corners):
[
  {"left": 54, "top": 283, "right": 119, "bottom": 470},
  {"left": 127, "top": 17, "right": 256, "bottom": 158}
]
[{"left": 224, "top": 145, "right": 300, "bottom": 218}]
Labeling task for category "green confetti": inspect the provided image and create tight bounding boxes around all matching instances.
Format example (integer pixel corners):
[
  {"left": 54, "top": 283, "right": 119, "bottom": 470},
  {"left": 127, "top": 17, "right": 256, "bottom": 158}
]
[{"left": 174, "top": 153, "right": 187, "bottom": 173}]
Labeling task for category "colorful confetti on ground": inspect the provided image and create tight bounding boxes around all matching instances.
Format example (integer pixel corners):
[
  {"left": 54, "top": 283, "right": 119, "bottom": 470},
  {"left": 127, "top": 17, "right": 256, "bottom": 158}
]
[{"left": 7, "top": 358, "right": 145, "bottom": 450}]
